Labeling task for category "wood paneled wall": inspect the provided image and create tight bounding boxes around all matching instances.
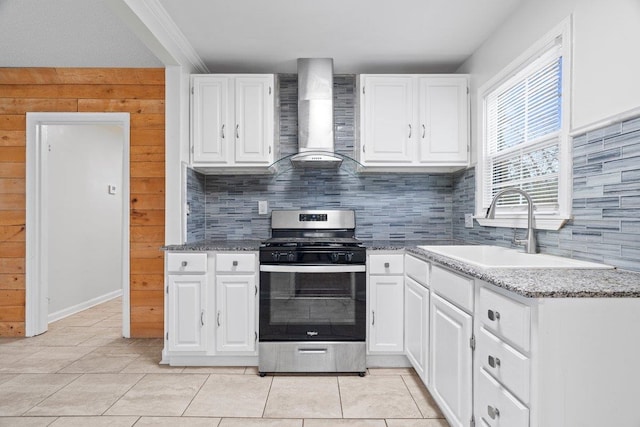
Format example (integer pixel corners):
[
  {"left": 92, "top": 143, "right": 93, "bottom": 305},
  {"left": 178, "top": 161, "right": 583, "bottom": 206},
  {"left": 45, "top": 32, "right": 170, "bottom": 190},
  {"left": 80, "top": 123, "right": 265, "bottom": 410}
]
[{"left": 0, "top": 68, "right": 165, "bottom": 337}]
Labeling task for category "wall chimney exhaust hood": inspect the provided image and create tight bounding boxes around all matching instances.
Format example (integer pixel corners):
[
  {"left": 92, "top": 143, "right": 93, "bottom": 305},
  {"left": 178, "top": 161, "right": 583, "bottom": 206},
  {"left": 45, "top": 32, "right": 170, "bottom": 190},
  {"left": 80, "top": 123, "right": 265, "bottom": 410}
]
[{"left": 290, "top": 58, "right": 343, "bottom": 168}]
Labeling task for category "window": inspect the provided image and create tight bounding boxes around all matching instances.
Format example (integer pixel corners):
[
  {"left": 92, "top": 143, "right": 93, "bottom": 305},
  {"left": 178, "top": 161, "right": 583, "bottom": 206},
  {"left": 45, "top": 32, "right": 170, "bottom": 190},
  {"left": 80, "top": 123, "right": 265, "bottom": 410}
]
[{"left": 477, "top": 19, "right": 572, "bottom": 230}]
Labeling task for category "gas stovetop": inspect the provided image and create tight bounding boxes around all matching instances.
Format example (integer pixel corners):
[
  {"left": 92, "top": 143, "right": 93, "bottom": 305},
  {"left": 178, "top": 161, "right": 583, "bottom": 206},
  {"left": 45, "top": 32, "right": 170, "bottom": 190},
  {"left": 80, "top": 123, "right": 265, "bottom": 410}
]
[{"left": 261, "top": 237, "right": 363, "bottom": 248}]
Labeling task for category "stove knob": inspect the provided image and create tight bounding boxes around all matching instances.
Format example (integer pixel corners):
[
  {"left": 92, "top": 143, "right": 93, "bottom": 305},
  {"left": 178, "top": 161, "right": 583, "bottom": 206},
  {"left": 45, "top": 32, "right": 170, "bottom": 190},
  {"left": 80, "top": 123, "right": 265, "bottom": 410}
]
[
  {"left": 345, "top": 252, "right": 354, "bottom": 262},
  {"left": 272, "top": 252, "right": 280, "bottom": 261},
  {"left": 331, "top": 252, "right": 340, "bottom": 263},
  {"left": 287, "top": 252, "right": 296, "bottom": 261}
]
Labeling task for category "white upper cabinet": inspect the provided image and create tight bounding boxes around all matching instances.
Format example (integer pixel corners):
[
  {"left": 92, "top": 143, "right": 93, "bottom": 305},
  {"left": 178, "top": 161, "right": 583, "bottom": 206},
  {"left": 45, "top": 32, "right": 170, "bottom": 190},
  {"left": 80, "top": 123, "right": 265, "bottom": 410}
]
[
  {"left": 191, "top": 74, "right": 274, "bottom": 173},
  {"left": 359, "top": 74, "right": 469, "bottom": 172},
  {"left": 418, "top": 77, "right": 468, "bottom": 164},
  {"left": 361, "top": 76, "right": 414, "bottom": 163}
]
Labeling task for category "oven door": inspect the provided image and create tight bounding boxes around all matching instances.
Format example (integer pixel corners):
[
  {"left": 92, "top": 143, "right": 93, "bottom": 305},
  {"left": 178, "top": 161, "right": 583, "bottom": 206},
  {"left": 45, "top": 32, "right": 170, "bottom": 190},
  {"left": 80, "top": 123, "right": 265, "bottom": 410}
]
[{"left": 259, "top": 264, "right": 366, "bottom": 342}]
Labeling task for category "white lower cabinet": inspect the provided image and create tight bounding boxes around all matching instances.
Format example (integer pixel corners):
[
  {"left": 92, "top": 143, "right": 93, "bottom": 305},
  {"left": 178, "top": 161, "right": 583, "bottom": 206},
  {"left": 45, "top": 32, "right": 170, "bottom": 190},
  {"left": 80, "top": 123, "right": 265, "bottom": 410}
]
[
  {"left": 164, "top": 251, "right": 258, "bottom": 365},
  {"left": 166, "top": 252, "right": 208, "bottom": 353},
  {"left": 368, "top": 253, "right": 405, "bottom": 354},
  {"left": 430, "top": 293, "right": 473, "bottom": 427},
  {"left": 215, "top": 274, "right": 257, "bottom": 354},
  {"left": 404, "top": 277, "right": 429, "bottom": 382},
  {"left": 476, "top": 367, "right": 529, "bottom": 427},
  {"left": 404, "top": 255, "right": 430, "bottom": 384},
  {"left": 167, "top": 274, "right": 207, "bottom": 352}
]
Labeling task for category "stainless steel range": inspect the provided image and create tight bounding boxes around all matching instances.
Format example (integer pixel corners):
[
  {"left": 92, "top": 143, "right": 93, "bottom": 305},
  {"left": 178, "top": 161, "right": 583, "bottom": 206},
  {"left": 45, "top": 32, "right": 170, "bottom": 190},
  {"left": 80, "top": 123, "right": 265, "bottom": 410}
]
[{"left": 258, "top": 209, "right": 366, "bottom": 376}]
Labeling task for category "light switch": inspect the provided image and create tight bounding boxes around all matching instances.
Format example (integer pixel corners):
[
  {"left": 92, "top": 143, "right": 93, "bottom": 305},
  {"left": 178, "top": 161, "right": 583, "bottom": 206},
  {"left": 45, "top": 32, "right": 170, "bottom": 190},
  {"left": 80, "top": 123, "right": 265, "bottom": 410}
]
[
  {"left": 108, "top": 185, "right": 117, "bottom": 195},
  {"left": 464, "top": 213, "right": 474, "bottom": 228},
  {"left": 258, "top": 200, "right": 268, "bottom": 215}
]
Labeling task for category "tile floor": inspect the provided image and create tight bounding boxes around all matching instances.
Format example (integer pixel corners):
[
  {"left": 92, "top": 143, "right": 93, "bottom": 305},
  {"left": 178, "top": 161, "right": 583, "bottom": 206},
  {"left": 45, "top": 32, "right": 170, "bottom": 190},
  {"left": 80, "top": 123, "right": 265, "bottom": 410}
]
[{"left": 0, "top": 298, "right": 450, "bottom": 427}]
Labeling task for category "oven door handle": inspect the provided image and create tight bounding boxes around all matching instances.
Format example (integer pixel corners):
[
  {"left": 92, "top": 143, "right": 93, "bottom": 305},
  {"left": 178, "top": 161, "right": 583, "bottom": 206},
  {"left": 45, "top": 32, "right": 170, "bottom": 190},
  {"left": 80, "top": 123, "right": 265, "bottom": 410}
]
[{"left": 259, "top": 265, "right": 366, "bottom": 273}]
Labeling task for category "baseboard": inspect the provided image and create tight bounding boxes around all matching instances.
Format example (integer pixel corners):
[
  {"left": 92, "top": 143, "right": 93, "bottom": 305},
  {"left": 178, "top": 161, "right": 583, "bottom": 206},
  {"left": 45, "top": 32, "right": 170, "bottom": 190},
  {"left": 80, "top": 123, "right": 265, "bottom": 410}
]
[
  {"left": 366, "top": 354, "right": 412, "bottom": 368},
  {"left": 48, "top": 289, "right": 123, "bottom": 324}
]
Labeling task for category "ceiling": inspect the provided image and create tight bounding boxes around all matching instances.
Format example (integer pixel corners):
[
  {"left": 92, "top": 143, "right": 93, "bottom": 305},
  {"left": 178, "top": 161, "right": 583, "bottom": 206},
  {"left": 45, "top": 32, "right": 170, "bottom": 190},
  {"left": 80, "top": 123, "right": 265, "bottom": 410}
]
[{"left": 0, "top": 0, "right": 523, "bottom": 73}]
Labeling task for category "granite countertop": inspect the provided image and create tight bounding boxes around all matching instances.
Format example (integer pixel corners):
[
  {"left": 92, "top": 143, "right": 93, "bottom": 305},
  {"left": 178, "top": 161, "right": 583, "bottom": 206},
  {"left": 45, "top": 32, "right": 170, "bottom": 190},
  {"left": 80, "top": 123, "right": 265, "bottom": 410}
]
[
  {"left": 163, "top": 239, "right": 640, "bottom": 298},
  {"left": 406, "top": 246, "right": 640, "bottom": 298},
  {"left": 162, "top": 239, "right": 262, "bottom": 251}
]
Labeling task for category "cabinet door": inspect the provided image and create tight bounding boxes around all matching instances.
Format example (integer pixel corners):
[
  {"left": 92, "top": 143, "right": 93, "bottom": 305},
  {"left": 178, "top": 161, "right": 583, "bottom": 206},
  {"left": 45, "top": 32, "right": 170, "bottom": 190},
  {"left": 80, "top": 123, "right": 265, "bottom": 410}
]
[
  {"left": 418, "top": 77, "right": 468, "bottom": 164},
  {"left": 405, "top": 277, "right": 429, "bottom": 384},
  {"left": 430, "top": 293, "right": 473, "bottom": 427},
  {"left": 368, "top": 274, "right": 404, "bottom": 353},
  {"left": 191, "top": 76, "right": 230, "bottom": 164},
  {"left": 361, "top": 76, "right": 414, "bottom": 163},
  {"left": 234, "top": 76, "right": 274, "bottom": 165},
  {"left": 215, "top": 274, "right": 257, "bottom": 353},
  {"left": 167, "top": 274, "right": 206, "bottom": 352}
]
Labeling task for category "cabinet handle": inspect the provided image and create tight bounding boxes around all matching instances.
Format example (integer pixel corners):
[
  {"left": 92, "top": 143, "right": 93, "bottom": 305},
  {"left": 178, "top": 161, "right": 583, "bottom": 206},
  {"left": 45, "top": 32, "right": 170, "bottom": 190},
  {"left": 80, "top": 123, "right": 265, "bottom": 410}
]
[
  {"left": 232, "top": 260, "right": 238, "bottom": 266},
  {"left": 372, "top": 310, "right": 375, "bottom": 326},
  {"left": 384, "top": 262, "right": 390, "bottom": 268},
  {"left": 488, "top": 355, "right": 501, "bottom": 368},
  {"left": 487, "top": 405, "right": 500, "bottom": 419},
  {"left": 217, "top": 311, "right": 221, "bottom": 327},
  {"left": 408, "top": 124, "right": 412, "bottom": 138},
  {"left": 200, "top": 311, "right": 205, "bottom": 326},
  {"left": 269, "top": 146, "right": 272, "bottom": 154},
  {"left": 236, "top": 124, "right": 239, "bottom": 139},
  {"left": 488, "top": 309, "right": 501, "bottom": 321},
  {"left": 181, "top": 261, "right": 188, "bottom": 267},
  {"left": 221, "top": 124, "right": 225, "bottom": 139},
  {"left": 422, "top": 124, "right": 426, "bottom": 138}
]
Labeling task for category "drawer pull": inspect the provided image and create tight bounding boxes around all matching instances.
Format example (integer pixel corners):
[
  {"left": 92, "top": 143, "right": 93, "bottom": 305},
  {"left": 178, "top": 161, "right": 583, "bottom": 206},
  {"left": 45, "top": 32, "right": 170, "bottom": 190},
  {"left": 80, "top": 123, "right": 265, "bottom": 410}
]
[
  {"left": 232, "top": 260, "right": 238, "bottom": 266},
  {"left": 488, "top": 355, "right": 501, "bottom": 368},
  {"left": 487, "top": 405, "right": 500, "bottom": 419},
  {"left": 299, "top": 348, "right": 328, "bottom": 354},
  {"left": 384, "top": 262, "right": 390, "bottom": 268},
  {"left": 181, "top": 261, "right": 188, "bottom": 267},
  {"left": 488, "top": 309, "right": 501, "bottom": 321}
]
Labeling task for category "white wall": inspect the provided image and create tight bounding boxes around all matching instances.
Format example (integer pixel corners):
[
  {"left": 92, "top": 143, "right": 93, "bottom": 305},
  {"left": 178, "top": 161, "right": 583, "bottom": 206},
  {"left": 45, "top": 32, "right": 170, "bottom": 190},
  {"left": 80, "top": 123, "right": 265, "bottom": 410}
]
[
  {"left": 459, "top": 0, "right": 640, "bottom": 163},
  {"left": 45, "top": 124, "right": 124, "bottom": 316}
]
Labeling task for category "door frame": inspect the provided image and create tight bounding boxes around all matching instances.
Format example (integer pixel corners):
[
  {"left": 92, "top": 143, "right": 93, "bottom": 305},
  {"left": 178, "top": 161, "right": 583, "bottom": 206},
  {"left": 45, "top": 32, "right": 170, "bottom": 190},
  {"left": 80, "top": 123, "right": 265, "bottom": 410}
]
[{"left": 25, "top": 112, "right": 131, "bottom": 337}]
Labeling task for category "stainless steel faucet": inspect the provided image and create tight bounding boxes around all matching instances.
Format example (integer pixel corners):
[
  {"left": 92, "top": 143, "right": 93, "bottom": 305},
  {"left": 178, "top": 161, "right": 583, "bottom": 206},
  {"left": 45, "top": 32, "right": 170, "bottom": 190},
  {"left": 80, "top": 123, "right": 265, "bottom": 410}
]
[{"left": 485, "top": 188, "right": 538, "bottom": 254}]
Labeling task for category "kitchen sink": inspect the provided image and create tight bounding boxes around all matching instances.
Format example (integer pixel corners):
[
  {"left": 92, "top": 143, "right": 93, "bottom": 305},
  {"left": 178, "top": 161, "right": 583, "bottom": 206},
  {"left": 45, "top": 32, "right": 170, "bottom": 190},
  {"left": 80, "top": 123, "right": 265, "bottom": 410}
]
[{"left": 417, "top": 245, "right": 614, "bottom": 269}]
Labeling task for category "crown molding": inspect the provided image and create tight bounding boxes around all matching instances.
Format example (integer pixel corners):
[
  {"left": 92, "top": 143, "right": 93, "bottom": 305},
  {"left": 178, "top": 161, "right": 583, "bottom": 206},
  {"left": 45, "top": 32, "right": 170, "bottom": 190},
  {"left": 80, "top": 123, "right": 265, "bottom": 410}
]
[{"left": 106, "top": 0, "right": 208, "bottom": 73}]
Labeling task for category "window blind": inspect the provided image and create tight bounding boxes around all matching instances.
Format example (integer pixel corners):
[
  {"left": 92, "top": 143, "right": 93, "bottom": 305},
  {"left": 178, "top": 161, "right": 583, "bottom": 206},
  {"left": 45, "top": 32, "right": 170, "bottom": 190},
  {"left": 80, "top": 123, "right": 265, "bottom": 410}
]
[{"left": 483, "top": 41, "right": 563, "bottom": 211}]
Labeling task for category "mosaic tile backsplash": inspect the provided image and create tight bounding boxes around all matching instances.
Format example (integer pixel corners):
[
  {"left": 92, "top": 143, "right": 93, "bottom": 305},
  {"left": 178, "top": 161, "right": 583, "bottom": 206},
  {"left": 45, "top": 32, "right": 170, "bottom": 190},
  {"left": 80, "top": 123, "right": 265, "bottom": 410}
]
[{"left": 186, "top": 72, "right": 640, "bottom": 271}]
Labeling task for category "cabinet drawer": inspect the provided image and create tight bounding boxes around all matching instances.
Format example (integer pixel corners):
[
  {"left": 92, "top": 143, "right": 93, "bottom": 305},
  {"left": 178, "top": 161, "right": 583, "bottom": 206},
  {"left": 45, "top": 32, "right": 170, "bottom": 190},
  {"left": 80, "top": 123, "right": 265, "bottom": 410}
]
[
  {"left": 215, "top": 253, "right": 256, "bottom": 273},
  {"left": 431, "top": 264, "right": 473, "bottom": 312},
  {"left": 477, "top": 368, "right": 529, "bottom": 427},
  {"left": 369, "top": 254, "right": 404, "bottom": 275},
  {"left": 477, "top": 327, "right": 530, "bottom": 404},
  {"left": 479, "top": 286, "right": 531, "bottom": 352},
  {"left": 405, "top": 255, "right": 429, "bottom": 286},
  {"left": 166, "top": 252, "right": 207, "bottom": 273}
]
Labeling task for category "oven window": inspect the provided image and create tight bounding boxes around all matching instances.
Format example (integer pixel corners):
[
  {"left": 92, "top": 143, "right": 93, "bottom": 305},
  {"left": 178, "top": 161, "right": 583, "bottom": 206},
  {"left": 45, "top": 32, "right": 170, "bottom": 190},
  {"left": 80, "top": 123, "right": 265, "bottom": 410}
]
[
  {"left": 260, "top": 270, "right": 366, "bottom": 341},
  {"left": 270, "top": 272, "right": 356, "bottom": 325}
]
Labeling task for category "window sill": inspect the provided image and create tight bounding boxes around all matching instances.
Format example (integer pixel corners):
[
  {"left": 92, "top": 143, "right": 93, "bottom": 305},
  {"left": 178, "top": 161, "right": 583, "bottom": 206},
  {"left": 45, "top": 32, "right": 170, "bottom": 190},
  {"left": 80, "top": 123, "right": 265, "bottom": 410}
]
[{"left": 475, "top": 216, "right": 570, "bottom": 231}]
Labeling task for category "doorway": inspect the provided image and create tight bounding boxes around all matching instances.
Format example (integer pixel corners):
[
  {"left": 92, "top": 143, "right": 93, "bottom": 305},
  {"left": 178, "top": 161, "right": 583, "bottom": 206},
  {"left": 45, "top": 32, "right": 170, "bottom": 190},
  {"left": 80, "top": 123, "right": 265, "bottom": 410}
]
[{"left": 26, "top": 113, "right": 130, "bottom": 338}]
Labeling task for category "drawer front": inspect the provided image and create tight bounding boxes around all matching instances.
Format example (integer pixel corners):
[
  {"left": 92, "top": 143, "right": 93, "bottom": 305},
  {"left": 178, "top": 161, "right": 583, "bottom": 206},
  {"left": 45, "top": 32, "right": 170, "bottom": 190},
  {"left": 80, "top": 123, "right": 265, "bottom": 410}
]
[
  {"left": 216, "top": 253, "right": 256, "bottom": 273},
  {"left": 405, "top": 255, "right": 429, "bottom": 286},
  {"left": 369, "top": 254, "right": 404, "bottom": 275},
  {"left": 166, "top": 252, "right": 207, "bottom": 273},
  {"left": 479, "top": 286, "right": 531, "bottom": 352},
  {"left": 476, "top": 368, "right": 529, "bottom": 427},
  {"left": 477, "top": 327, "right": 530, "bottom": 404},
  {"left": 431, "top": 264, "right": 474, "bottom": 312}
]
